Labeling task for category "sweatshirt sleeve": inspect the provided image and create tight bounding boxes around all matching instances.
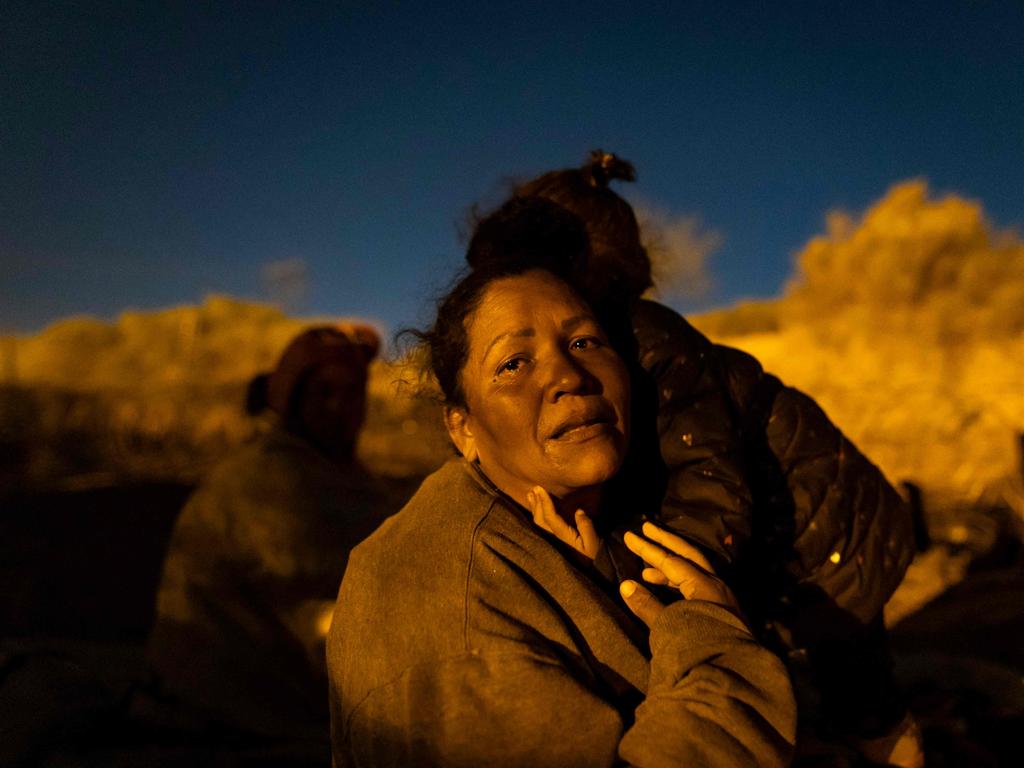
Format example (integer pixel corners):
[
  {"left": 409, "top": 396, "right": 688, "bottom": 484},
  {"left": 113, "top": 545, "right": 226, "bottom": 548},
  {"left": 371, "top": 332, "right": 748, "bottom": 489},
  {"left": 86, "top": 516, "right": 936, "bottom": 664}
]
[
  {"left": 339, "top": 601, "right": 795, "bottom": 768},
  {"left": 619, "top": 600, "right": 796, "bottom": 768}
]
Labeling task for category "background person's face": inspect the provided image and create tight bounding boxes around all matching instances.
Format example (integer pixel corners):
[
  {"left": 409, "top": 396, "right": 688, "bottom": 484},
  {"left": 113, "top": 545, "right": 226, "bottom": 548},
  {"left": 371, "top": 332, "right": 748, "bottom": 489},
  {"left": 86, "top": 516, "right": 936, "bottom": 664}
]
[
  {"left": 455, "top": 269, "right": 630, "bottom": 502},
  {"left": 298, "top": 361, "right": 367, "bottom": 459}
]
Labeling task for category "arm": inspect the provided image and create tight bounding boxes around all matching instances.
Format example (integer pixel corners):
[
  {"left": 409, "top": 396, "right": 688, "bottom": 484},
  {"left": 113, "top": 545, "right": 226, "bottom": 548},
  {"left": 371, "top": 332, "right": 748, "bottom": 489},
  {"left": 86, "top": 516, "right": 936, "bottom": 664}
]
[
  {"left": 703, "top": 340, "right": 914, "bottom": 623},
  {"left": 616, "top": 523, "right": 795, "bottom": 766},
  {"left": 719, "top": 350, "right": 918, "bottom": 755},
  {"left": 623, "top": 600, "right": 796, "bottom": 768},
  {"left": 631, "top": 300, "right": 754, "bottom": 568},
  {"left": 341, "top": 603, "right": 794, "bottom": 768},
  {"left": 757, "top": 382, "right": 915, "bottom": 624},
  {"left": 337, "top": 519, "right": 796, "bottom": 768}
]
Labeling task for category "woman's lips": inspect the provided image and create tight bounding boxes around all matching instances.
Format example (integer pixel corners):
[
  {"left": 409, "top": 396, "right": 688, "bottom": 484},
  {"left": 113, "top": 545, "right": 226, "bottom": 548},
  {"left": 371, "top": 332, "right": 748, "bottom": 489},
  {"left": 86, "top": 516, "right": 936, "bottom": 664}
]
[
  {"left": 552, "top": 421, "right": 614, "bottom": 444},
  {"left": 548, "top": 417, "right": 616, "bottom": 443}
]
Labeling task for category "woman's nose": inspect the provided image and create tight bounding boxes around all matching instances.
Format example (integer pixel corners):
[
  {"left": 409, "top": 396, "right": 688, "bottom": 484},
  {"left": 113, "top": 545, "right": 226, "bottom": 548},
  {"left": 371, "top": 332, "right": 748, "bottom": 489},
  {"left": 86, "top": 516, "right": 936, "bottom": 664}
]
[{"left": 545, "top": 353, "right": 594, "bottom": 400}]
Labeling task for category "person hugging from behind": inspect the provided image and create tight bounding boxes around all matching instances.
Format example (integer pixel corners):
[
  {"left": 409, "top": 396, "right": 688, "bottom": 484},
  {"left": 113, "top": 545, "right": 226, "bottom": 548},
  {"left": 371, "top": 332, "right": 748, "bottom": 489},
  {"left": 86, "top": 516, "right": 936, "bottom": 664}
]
[
  {"left": 148, "top": 324, "right": 398, "bottom": 764},
  {"left": 479, "top": 152, "right": 922, "bottom": 767}
]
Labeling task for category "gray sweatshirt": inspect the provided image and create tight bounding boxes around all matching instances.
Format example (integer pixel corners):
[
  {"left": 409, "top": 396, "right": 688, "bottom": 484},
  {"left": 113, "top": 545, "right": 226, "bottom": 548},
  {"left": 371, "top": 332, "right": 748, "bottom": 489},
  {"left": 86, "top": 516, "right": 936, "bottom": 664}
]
[{"left": 327, "top": 459, "right": 796, "bottom": 767}]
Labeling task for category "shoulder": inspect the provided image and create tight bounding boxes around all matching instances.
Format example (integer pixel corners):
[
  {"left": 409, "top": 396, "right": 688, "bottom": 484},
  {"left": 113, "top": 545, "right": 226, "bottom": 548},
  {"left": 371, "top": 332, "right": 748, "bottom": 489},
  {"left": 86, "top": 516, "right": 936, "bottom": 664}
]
[
  {"left": 340, "top": 459, "right": 563, "bottom": 612},
  {"left": 328, "top": 459, "right": 623, "bottom": 685},
  {"left": 356, "top": 459, "right": 498, "bottom": 554},
  {"left": 328, "top": 460, "right": 516, "bottom": 714},
  {"left": 632, "top": 300, "right": 713, "bottom": 359},
  {"left": 629, "top": 301, "right": 718, "bottom": 400},
  {"left": 192, "top": 428, "right": 324, "bottom": 498},
  {"left": 329, "top": 460, "right": 501, "bottom": 653},
  {"left": 711, "top": 343, "right": 777, "bottom": 417}
]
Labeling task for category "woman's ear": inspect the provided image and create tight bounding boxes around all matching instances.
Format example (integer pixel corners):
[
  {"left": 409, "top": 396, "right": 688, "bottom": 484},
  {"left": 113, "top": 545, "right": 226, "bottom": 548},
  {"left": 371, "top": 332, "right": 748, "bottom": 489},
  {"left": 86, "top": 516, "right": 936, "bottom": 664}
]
[{"left": 444, "top": 406, "right": 479, "bottom": 463}]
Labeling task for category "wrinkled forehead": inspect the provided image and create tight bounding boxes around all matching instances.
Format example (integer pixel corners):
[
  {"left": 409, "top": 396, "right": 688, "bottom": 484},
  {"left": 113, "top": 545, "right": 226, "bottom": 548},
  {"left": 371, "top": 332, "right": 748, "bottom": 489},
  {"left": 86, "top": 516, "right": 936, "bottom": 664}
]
[{"left": 466, "top": 271, "right": 594, "bottom": 353}]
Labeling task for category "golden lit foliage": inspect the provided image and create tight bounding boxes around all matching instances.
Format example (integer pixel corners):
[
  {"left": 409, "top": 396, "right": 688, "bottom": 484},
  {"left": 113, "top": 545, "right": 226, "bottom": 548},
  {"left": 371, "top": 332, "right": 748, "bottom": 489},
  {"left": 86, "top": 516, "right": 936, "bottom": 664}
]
[
  {"left": 6, "top": 296, "right": 310, "bottom": 390},
  {"left": 784, "top": 180, "right": 1024, "bottom": 343},
  {"left": 693, "top": 181, "right": 1024, "bottom": 508},
  {"left": 685, "top": 299, "right": 780, "bottom": 338},
  {"left": 0, "top": 296, "right": 447, "bottom": 483}
]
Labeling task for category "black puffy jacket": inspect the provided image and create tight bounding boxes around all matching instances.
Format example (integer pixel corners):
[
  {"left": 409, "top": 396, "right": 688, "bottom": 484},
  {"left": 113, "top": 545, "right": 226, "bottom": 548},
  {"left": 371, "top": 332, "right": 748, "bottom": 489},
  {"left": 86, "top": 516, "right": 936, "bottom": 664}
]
[
  {"left": 628, "top": 299, "right": 916, "bottom": 730},
  {"left": 631, "top": 299, "right": 914, "bottom": 624}
]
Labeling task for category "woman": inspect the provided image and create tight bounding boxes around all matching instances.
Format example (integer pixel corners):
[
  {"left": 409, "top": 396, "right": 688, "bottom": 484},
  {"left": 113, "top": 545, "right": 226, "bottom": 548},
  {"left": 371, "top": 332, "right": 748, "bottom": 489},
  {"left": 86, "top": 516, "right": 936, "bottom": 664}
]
[
  {"left": 503, "top": 152, "right": 922, "bottom": 766},
  {"left": 327, "top": 204, "right": 796, "bottom": 767}
]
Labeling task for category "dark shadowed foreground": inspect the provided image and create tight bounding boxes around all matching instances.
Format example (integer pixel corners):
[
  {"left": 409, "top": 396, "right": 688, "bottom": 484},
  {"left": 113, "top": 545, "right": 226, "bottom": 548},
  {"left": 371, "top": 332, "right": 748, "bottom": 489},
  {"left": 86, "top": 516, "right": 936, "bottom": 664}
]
[{"left": 1, "top": 482, "right": 1022, "bottom": 766}]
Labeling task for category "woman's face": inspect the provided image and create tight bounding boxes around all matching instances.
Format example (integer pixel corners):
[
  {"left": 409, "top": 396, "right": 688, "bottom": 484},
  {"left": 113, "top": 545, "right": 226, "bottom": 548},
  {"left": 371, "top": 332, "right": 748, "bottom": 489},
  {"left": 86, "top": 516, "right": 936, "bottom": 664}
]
[{"left": 449, "top": 269, "right": 630, "bottom": 503}]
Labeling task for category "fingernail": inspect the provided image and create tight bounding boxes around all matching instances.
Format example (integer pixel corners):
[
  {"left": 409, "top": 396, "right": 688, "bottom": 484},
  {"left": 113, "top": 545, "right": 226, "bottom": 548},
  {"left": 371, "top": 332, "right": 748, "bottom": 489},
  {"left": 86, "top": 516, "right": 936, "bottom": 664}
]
[
  {"left": 620, "top": 581, "right": 636, "bottom": 598},
  {"left": 575, "top": 509, "right": 586, "bottom": 518},
  {"left": 526, "top": 490, "right": 535, "bottom": 504}
]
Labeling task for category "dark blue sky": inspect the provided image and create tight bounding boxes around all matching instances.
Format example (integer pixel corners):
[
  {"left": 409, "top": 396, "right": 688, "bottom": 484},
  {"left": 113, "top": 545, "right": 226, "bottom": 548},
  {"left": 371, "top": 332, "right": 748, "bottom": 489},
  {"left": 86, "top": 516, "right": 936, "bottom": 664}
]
[{"left": 3, "top": 1, "right": 1022, "bottom": 334}]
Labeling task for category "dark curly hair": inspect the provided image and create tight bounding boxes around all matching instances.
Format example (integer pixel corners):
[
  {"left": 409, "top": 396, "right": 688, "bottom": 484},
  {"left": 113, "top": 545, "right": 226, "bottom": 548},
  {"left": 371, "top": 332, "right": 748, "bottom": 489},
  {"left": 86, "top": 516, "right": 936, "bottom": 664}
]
[{"left": 416, "top": 196, "right": 590, "bottom": 408}]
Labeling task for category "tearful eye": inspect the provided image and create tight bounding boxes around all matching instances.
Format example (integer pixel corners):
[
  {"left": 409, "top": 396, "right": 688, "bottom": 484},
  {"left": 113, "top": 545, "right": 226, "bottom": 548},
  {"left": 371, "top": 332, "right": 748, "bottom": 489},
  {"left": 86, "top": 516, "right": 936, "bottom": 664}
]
[
  {"left": 496, "top": 357, "right": 527, "bottom": 377},
  {"left": 570, "top": 336, "right": 603, "bottom": 351}
]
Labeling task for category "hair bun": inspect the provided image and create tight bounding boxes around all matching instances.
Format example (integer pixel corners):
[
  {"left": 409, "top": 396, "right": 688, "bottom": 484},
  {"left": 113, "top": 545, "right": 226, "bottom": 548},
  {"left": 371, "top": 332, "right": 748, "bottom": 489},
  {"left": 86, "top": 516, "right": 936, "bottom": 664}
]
[
  {"left": 465, "top": 196, "right": 589, "bottom": 276},
  {"left": 584, "top": 150, "right": 636, "bottom": 188}
]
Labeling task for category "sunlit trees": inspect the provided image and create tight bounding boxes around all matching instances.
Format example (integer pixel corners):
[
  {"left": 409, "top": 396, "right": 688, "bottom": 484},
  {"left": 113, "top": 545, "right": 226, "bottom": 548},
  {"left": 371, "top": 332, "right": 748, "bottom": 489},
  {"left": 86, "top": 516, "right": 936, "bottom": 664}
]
[
  {"left": 784, "top": 180, "right": 1024, "bottom": 343},
  {"left": 695, "top": 181, "right": 1024, "bottom": 510}
]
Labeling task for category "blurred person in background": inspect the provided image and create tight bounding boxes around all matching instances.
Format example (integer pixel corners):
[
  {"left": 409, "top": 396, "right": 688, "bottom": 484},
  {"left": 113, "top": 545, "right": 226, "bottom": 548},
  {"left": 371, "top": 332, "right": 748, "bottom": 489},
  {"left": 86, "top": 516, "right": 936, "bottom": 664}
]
[
  {"left": 147, "top": 324, "right": 396, "bottom": 764},
  {"left": 473, "top": 152, "right": 922, "bottom": 767}
]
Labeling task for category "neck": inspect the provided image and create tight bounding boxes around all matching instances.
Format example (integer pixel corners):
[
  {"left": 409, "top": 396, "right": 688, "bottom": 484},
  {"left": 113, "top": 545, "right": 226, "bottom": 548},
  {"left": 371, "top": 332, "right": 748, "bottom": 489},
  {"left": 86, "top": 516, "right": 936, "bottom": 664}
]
[
  {"left": 474, "top": 459, "right": 602, "bottom": 523},
  {"left": 555, "top": 486, "right": 602, "bottom": 521}
]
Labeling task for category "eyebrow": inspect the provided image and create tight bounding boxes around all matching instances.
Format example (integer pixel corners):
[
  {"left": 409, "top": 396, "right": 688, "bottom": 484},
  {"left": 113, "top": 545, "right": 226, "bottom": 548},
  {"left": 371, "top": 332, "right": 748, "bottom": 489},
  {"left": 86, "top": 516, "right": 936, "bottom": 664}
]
[
  {"left": 482, "top": 328, "right": 534, "bottom": 360},
  {"left": 481, "top": 314, "right": 597, "bottom": 360},
  {"left": 561, "top": 314, "right": 594, "bottom": 332}
]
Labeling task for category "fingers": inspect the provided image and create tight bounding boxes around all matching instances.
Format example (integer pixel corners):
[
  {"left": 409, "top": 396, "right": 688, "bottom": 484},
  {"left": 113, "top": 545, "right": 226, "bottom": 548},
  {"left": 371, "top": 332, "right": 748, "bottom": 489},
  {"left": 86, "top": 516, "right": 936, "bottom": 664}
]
[
  {"left": 574, "top": 509, "right": 599, "bottom": 558},
  {"left": 528, "top": 487, "right": 599, "bottom": 559},
  {"left": 641, "top": 567, "right": 670, "bottom": 586},
  {"left": 527, "top": 486, "right": 558, "bottom": 535},
  {"left": 530, "top": 487, "right": 575, "bottom": 546},
  {"left": 623, "top": 531, "right": 668, "bottom": 571},
  {"left": 623, "top": 531, "right": 703, "bottom": 588},
  {"left": 640, "top": 522, "right": 715, "bottom": 573},
  {"left": 624, "top": 529, "right": 740, "bottom": 607},
  {"left": 619, "top": 580, "right": 664, "bottom": 628}
]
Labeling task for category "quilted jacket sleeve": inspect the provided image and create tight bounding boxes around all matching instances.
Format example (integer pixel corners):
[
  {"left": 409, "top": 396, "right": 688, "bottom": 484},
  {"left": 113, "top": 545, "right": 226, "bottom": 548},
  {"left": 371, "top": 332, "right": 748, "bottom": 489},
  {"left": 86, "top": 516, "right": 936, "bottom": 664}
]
[
  {"left": 633, "top": 300, "right": 914, "bottom": 624},
  {"left": 720, "top": 351, "right": 916, "bottom": 734},
  {"left": 766, "top": 383, "right": 914, "bottom": 623},
  {"left": 716, "top": 343, "right": 915, "bottom": 625},
  {"left": 631, "top": 300, "right": 754, "bottom": 569}
]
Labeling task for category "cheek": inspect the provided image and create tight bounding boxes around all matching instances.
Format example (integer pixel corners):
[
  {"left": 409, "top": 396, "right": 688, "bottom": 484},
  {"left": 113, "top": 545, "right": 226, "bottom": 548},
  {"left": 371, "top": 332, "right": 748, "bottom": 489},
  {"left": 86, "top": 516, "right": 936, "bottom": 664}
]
[{"left": 470, "top": 395, "right": 540, "bottom": 458}]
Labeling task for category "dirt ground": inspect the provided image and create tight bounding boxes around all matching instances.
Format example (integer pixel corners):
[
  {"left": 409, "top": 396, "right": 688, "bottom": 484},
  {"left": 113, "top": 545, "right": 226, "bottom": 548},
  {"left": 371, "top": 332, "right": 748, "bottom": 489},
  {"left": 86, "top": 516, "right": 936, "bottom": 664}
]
[{"left": 2, "top": 482, "right": 1022, "bottom": 767}]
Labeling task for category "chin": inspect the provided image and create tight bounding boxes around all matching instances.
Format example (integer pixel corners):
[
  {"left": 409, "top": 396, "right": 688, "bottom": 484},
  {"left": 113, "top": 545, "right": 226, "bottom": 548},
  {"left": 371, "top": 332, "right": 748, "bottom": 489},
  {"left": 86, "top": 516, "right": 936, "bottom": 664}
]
[{"left": 557, "top": 446, "right": 624, "bottom": 489}]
